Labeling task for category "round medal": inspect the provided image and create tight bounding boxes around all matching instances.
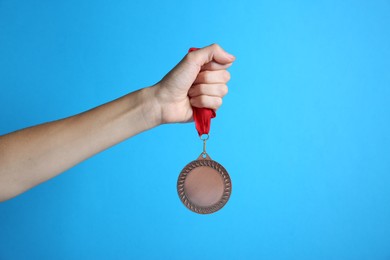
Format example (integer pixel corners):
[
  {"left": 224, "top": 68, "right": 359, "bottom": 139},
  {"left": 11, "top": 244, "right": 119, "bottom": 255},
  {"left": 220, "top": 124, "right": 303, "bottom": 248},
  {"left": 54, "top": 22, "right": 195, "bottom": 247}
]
[{"left": 177, "top": 153, "right": 232, "bottom": 214}]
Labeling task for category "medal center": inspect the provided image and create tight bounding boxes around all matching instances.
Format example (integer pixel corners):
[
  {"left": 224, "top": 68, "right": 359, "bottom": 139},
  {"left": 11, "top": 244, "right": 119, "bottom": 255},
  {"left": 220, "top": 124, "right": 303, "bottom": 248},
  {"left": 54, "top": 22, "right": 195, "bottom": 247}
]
[{"left": 184, "top": 166, "right": 224, "bottom": 207}]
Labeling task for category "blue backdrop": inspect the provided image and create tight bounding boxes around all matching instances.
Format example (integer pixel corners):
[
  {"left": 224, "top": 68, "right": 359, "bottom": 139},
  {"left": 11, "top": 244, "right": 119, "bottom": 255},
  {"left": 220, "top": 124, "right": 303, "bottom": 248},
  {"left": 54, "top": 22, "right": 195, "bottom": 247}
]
[{"left": 1, "top": 1, "right": 389, "bottom": 259}]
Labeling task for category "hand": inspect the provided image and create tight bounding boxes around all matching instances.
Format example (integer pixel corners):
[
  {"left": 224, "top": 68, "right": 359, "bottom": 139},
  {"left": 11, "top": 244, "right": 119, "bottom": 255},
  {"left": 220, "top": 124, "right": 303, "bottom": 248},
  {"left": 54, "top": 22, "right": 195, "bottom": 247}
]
[{"left": 152, "top": 44, "right": 235, "bottom": 124}]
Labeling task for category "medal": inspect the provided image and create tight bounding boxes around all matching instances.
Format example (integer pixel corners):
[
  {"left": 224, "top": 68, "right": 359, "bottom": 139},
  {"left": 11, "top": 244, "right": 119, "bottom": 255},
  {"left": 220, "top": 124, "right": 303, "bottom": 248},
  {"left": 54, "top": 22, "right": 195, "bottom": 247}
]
[{"left": 177, "top": 48, "right": 232, "bottom": 214}]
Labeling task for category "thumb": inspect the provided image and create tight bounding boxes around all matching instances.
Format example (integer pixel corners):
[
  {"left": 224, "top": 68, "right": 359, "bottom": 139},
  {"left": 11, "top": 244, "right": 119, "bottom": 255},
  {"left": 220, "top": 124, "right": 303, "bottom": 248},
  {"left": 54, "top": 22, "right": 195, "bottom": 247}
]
[
  {"left": 186, "top": 44, "right": 236, "bottom": 68},
  {"left": 158, "top": 44, "right": 234, "bottom": 99}
]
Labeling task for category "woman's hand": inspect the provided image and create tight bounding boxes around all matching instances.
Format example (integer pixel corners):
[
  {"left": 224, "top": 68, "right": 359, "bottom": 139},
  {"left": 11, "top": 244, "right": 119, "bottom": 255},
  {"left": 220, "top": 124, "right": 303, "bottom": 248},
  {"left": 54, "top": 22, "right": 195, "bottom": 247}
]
[{"left": 150, "top": 44, "right": 235, "bottom": 124}]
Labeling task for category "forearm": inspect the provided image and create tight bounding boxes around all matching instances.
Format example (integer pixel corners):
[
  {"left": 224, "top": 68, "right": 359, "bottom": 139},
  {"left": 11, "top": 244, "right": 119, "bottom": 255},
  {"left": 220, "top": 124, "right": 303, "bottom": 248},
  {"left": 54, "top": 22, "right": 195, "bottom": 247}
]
[{"left": 0, "top": 86, "right": 161, "bottom": 201}]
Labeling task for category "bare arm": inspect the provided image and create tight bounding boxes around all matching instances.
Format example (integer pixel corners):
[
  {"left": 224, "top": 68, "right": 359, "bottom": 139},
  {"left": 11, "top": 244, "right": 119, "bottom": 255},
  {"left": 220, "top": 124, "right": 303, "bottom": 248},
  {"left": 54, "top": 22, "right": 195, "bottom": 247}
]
[{"left": 0, "top": 44, "right": 235, "bottom": 201}]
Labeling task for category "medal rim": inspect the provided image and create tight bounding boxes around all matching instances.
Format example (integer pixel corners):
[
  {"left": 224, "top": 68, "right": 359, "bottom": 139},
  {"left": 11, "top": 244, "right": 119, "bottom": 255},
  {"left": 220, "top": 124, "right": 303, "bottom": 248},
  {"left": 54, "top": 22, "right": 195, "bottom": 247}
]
[{"left": 177, "top": 154, "right": 232, "bottom": 214}]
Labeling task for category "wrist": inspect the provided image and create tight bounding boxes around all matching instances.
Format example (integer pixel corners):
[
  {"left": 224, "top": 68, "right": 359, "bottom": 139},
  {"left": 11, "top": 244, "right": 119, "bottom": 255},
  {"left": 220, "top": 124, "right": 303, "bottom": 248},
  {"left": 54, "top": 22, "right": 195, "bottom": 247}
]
[{"left": 138, "top": 85, "right": 163, "bottom": 129}]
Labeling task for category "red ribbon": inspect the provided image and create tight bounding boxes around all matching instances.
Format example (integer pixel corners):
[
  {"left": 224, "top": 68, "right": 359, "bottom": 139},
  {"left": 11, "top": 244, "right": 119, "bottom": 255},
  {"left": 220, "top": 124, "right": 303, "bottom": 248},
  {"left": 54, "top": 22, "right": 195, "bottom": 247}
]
[{"left": 188, "top": 48, "right": 216, "bottom": 136}]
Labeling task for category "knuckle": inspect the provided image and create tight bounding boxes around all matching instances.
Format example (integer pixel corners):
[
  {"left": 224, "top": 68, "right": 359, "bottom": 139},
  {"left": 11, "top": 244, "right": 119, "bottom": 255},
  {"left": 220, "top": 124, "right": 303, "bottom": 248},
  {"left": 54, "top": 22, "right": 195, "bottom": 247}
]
[
  {"left": 185, "top": 51, "right": 197, "bottom": 63},
  {"left": 223, "top": 71, "right": 231, "bottom": 81},
  {"left": 220, "top": 85, "right": 228, "bottom": 96},
  {"left": 211, "top": 43, "right": 220, "bottom": 50},
  {"left": 214, "top": 97, "right": 223, "bottom": 108}
]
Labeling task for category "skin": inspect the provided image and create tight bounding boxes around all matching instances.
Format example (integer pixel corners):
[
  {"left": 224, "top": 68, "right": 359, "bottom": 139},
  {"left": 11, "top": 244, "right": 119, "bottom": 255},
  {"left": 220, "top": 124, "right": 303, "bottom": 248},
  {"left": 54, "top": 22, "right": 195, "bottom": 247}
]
[{"left": 0, "top": 44, "right": 235, "bottom": 202}]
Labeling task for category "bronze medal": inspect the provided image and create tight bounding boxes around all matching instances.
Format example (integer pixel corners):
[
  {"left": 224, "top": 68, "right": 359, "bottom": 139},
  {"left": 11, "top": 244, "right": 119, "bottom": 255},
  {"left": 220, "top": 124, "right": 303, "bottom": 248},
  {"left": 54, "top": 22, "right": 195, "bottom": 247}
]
[{"left": 177, "top": 136, "right": 232, "bottom": 214}]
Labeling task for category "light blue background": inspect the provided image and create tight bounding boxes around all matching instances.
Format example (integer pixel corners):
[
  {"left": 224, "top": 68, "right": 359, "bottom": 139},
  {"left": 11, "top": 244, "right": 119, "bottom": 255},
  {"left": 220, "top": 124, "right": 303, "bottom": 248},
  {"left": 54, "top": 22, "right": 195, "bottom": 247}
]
[{"left": 1, "top": 1, "right": 390, "bottom": 259}]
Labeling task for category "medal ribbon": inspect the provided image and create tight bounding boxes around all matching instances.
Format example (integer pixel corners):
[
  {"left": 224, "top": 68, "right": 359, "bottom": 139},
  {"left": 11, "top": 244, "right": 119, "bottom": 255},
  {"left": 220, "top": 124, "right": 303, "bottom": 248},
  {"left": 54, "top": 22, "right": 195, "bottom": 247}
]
[{"left": 188, "top": 48, "right": 216, "bottom": 136}]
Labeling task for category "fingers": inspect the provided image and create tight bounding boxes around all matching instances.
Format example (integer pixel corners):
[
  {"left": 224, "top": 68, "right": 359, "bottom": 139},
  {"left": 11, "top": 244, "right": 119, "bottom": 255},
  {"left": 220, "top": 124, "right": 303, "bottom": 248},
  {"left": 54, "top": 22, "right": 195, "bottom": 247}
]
[
  {"left": 188, "top": 84, "right": 228, "bottom": 98},
  {"left": 193, "top": 70, "right": 230, "bottom": 84},
  {"left": 185, "top": 43, "right": 235, "bottom": 68},
  {"left": 201, "top": 61, "right": 233, "bottom": 71},
  {"left": 188, "top": 82, "right": 228, "bottom": 111},
  {"left": 188, "top": 48, "right": 232, "bottom": 111},
  {"left": 190, "top": 95, "right": 223, "bottom": 110}
]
